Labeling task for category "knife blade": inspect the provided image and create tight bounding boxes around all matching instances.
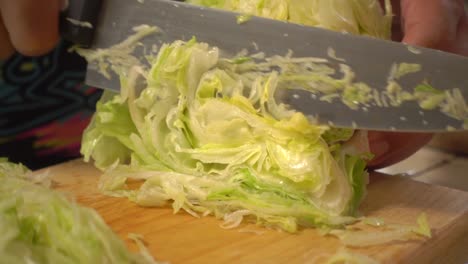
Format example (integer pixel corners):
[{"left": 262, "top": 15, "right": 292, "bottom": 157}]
[{"left": 61, "top": 0, "right": 468, "bottom": 132}]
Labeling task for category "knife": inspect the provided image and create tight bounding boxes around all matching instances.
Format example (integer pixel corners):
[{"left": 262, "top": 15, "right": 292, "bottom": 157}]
[{"left": 60, "top": 0, "right": 468, "bottom": 132}]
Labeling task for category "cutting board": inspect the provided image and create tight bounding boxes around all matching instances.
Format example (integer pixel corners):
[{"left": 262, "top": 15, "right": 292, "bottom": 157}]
[{"left": 35, "top": 159, "right": 468, "bottom": 264}]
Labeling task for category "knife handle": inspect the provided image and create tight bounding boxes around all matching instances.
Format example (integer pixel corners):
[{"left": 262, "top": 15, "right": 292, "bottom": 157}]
[{"left": 60, "top": 0, "right": 103, "bottom": 47}]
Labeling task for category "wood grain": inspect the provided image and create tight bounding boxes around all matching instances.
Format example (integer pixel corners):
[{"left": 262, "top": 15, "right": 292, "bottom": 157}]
[{"left": 36, "top": 159, "right": 468, "bottom": 264}]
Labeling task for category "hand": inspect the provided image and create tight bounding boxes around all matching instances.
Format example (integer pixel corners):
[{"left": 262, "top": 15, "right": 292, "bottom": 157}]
[
  {"left": 368, "top": 0, "right": 468, "bottom": 169},
  {"left": 0, "top": 0, "right": 62, "bottom": 59}
]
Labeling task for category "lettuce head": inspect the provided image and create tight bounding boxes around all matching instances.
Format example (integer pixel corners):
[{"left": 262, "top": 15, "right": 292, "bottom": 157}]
[{"left": 79, "top": 0, "right": 393, "bottom": 232}]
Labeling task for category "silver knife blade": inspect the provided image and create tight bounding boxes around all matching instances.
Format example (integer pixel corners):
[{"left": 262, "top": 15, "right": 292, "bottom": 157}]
[{"left": 85, "top": 0, "right": 468, "bottom": 132}]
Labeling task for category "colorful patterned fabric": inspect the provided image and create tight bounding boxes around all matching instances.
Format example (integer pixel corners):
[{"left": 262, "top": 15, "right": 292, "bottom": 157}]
[{"left": 0, "top": 40, "right": 103, "bottom": 170}]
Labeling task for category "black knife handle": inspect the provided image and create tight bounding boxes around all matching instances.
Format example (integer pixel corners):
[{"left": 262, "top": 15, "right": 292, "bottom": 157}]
[{"left": 60, "top": 0, "right": 103, "bottom": 47}]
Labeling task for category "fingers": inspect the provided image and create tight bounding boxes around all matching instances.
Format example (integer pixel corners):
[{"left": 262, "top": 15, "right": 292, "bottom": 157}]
[
  {"left": 0, "top": 14, "right": 14, "bottom": 59},
  {"left": 400, "top": 0, "right": 466, "bottom": 52},
  {"left": 367, "top": 131, "right": 433, "bottom": 169},
  {"left": 367, "top": 0, "right": 467, "bottom": 169},
  {"left": 453, "top": 12, "right": 468, "bottom": 55},
  {"left": 0, "top": 0, "right": 61, "bottom": 57}
]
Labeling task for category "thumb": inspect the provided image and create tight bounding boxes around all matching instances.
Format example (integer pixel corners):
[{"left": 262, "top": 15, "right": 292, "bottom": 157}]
[
  {"left": 401, "top": 0, "right": 465, "bottom": 52},
  {"left": 0, "top": 0, "right": 62, "bottom": 57}
]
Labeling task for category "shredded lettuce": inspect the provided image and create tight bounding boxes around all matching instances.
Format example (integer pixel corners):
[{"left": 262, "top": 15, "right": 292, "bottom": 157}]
[
  {"left": 328, "top": 213, "right": 432, "bottom": 247},
  {"left": 321, "top": 127, "right": 353, "bottom": 144},
  {"left": 413, "top": 82, "right": 446, "bottom": 110},
  {"left": 77, "top": 0, "right": 443, "bottom": 232},
  {"left": 236, "top": 14, "right": 253, "bottom": 24},
  {"left": 0, "top": 158, "right": 159, "bottom": 264},
  {"left": 390, "top": 63, "right": 422, "bottom": 80},
  {"left": 73, "top": 25, "right": 159, "bottom": 80},
  {"left": 78, "top": 0, "right": 455, "bottom": 234},
  {"left": 183, "top": 0, "right": 468, "bottom": 128},
  {"left": 80, "top": 36, "right": 373, "bottom": 232},
  {"left": 325, "top": 248, "right": 379, "bottom": 264}
]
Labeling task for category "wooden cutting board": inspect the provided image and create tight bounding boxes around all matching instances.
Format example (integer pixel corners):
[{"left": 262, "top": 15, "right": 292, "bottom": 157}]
[{"left": 36, "top": 159, "right": 468, "bottom": 264}]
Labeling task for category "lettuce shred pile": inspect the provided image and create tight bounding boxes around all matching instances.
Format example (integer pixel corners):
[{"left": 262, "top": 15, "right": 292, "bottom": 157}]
[
  {"left": 78, "top": 0, "right": 402, "bottom": 232},
  {"left": 0, "top": 158, "right": 157, "bottom": 264},
  {"left": 80, "top": 37, "right": 378, "bottom": 232}
]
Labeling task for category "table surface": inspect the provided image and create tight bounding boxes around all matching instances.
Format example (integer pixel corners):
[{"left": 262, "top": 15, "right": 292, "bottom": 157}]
[{"left": 37, "top": 159, "right": 468, "bottom": 264}]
